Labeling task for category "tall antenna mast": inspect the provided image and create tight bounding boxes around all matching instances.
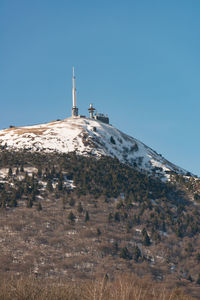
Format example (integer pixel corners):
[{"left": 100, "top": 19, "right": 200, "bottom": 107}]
[{"left": 72, "top": 66, "right": 78, "bottom": 117}]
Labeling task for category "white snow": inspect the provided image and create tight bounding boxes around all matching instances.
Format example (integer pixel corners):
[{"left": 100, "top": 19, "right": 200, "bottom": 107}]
[{"left": 0, "top": 117, "right": 188, "bottom": 179}]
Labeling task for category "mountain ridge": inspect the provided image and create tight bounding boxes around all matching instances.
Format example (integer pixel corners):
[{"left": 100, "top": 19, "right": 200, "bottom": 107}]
[
  {"left": 0, "top": 117, "right": 188, "bottom": 180},
  {"left": 1, "top": 121, "right": 200, "bottom": 298}
]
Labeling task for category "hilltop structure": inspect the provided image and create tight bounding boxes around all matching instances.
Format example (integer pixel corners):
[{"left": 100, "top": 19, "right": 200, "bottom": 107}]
[
  {"left": 72, "top": 67, "right": 78, "bottom": 117},
  {"left": 71, "top": 67, "right": 109, "bottom": 124}
]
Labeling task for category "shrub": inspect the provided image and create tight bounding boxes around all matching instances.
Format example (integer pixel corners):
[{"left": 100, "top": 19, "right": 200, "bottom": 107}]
[
  {"left": 68, "top": 211, "right": 76, "bottom": 223},
  {"left": 120, "top": 247, "right": 132, "bottom": 260},
  {"left": 77, "top": 202, "right": 83, "bottom": 213},
  {"left": 84, "top": 211, "right": 90, "bottom": 222},
  {"left": 110, "top": 136, "right": 116, "bottom": 144}
]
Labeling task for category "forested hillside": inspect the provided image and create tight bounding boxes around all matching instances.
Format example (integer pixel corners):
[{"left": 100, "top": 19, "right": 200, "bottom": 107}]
[{"left": 0, "top": 149, "right": 200, "bottom": 298}]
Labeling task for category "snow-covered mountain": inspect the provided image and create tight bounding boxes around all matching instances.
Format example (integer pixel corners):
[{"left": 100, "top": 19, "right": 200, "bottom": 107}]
[{"left": 0, "top": 117, "right": 187, "bottom": 179}]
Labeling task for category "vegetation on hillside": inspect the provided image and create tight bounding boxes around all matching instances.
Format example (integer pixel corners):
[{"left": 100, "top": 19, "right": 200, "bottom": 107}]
[
  {"left": 0, "top": 275, "right": 197, "bottom": 300},
  {"left": 1, "top": 149, "right": 200, "bottom": 298}
]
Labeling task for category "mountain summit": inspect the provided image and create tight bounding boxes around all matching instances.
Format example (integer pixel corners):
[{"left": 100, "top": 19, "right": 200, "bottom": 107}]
[{"left": 0, "top": 117, "right": 187, "bottom": 179}]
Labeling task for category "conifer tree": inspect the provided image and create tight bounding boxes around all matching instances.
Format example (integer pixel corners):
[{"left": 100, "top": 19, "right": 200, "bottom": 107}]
[
  {"left": 37, "top": 167, "right": 42, "bottom": 178},
  {"left": 110, "top": 136, "right": 116, "bottom": 144},
  {"left": 16, "top": 167, "right": 19, "bottom": 176},
  {"left": 162, "top": 221, "right": 166, "bottom": 232},
  {"left": 97, "top": 228, "right": 101, "bottom": 236},
  {"left": 1, "top": 198, "right": 6, "bottom": 209},
  {"left": 114, "top": 212, "right": 120, "bottom": 222},
  {"left": 57, "top": 177, "right": 63, "bottom": 191},
  {"left": 108, "top": 213, "right": 113, "bottom": 223},
  {"left": 69, "top": 197, "right": 75, "bottom": 207},
  {"left": 51, "top": 166, "right": 55, "bottom": 177},
  {"left": 68, "top": 211, "right": 76, "bottom": 223},
  {"left": 62, "top": 197, "right": 67, "bottom": 209},
  {"left": 133, "top": 246, "right": 141, "bottom": 262},
  {"left": 119, "top": 247, "right": 132, "bottom": 260},
  {"left": 85, "top": 211, "right": 90, "bottom": 222},
  {"left": 77, "top": 202, "right": 83, "bottom": 213},
  {"left": 24, "top": 172, "right": 29, "bottom": 182},
  {"left": 187, "top": 275, "right": 193, "bottom": 282},
  {"left": 142, "top": 228, "right": 151, "bottom": 246},
  {"left": 196, "top": 274, "right": 200, "bottom": 285},
  {"left": 10, "top": 196, "right": 17, "bottom": 207},
  {"left": 47, "top": 179, "right": 53, "bottom": 192},
  {"left": 37, "top": 202, "right": 42, "bottom": 211},
  {"left": 116, "top": 199, "right": 124, "bottom": 209},
  {"left": 196, "top": 253, "right": 200, "bottom": 263},
  {"left": 8, "top": 167, "right": 12, "bottom": 176},
  {"left": 27, "top": 197, "right": 33, "bottom": 208}
]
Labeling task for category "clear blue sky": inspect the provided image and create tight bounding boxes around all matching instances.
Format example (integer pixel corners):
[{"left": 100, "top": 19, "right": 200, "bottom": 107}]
[{"left": 0, "top": 0, "right": 200, "bottom": 175}]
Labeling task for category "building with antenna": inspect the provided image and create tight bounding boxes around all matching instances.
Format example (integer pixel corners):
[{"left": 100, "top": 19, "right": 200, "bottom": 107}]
[
  {"left": 94, "top": 113, "right": 109, "bottom": 124},
  {"left": 71, "top": 67, "right": 109, "bottom": 124},
  {"left": 88, "top": 104, "right": 95, "bottom": 119}
]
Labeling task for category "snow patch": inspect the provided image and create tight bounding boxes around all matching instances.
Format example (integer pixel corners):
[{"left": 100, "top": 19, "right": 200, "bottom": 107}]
[{"left": 0, "top": 117, "right": 188, "bottom": 179}]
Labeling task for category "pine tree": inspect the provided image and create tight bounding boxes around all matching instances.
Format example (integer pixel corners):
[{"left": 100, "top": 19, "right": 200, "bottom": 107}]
[
  {"left": 153, "top": 231, "right": 161, "bottom": 243},
  {"left": 68, "top": 211, "right": 76, "bottom": 223},
  {"left": 57, "top": 177, "right": 63, "bottom": 191},
  {"left": 196, "top": 274, "right": 200, "bottom": 285},
  {"left": 10, "top": 196, "right": 17, "bottom": 207},
  {"left": 132, "top": 215, "right": 140, "bottom": 225},
  {"left": 69, "top": 198, "right": 75, "bottom": 207},
  {"left": 126, "top": 220, "right": 133, "bottom": 233},
  {"left": 85, "top": 211, "right": 90, "bottom": 222},
  {"left": 119, "top": 247, "right": 132, "bottom": 260},
  {"left": 97, "top": 228, "right": 101, "bottom": 236},
  {"left": 196, "top": 253, "right": 200, "bottom": 263},
  {"left": 125, "top": 197, "right": 133, "bottom": 209},
  {"left": 62, "top": 196, "right": 67, "bottom": 209},
  {"left": 116, "top": 199, "right": 124, "bottom": 209},
  {"left": 37, "top": 202, "right": 42, "bottom": 211},
  {"left": 175, "top": 225, "right": 183, "bottom": 238},
  {"left": 24, "top": 172, "right": 29, "bottom": 182},
  {"left": 1, "top": 198, "right": 6, "bottom": 209},
  {"left": 77, "top": 202, "right": 83, "bottom": 213},
  {"left": 51, "top": 166, "right": 55, "bottom": 177},
  {"left": 27, "top": 197, "right": 33, "bottom": 208},
  {"left": 128, "top": 191, "right": 135, "bottom": 203},
  {"left": 113, "top": 241, "right": 119, "bottom": 253},
  {"left": 8, "top": 167, "right": 12, "bottom": 176},
  {"left": 110, "top": 136, "right": 116, "bottom": 144},
  {"left": 15, "top": 167, "right": 19, "bottom": 176},
  {"left": 114, "top": 212, "right": 120, "bottom": 222},
  {"left": 162, "top": 221, "right": 166, "bottom": 232},
  {"left": 142, "top": 228, "right": 151, "bottom": 246},
  {"left": 187, "top": 275, "right": 193, "bottom": 282},
  {"left": 108, "top": 213, "right": 113, "bottom": 223},
  {"left": 47, "top": 179, "right": 53, "bottom": 192},
  {"left": 133, "top": 246, "right": 141, "bottom": 262},
  {"left": 37, "top": 167, "right": 42, "bottom": 178},
  {"left": 31, "top": 192, "right": 36, "bottom": 202}
]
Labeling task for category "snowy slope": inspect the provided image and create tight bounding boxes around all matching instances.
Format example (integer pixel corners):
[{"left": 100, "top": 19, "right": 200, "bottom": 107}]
[{"left": 0, "top": 117, "right": 187, "bottom": 178}]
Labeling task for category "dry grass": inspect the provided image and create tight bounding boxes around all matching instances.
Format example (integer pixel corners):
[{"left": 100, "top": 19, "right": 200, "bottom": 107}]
[
  {"left": 15, "top": 128, "right": 48, "bottom": 136},
  {"left": 0, "top": 194, "right": 200, "bottom": 298},
  {"left": 0, "top": 126, "right": 49, "bottom": 136},
  {"left": 0, "top": 275, "right": 196, "bottom": 300}
]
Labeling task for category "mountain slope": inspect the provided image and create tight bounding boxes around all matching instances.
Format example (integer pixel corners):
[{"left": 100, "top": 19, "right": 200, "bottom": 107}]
[
  {"left": 0, "top": 117, "right": 187, "bottom": 178},
  {"left": 1, "top": 120, "right": 200, "bottom": 298}
]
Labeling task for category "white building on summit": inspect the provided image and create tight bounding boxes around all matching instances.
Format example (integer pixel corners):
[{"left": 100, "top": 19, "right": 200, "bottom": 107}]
[{"left": 71, "top": 67, "right": 109, "bottom": 124}]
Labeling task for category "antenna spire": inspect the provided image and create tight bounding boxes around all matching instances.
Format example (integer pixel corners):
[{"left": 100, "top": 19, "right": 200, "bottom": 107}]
[{"left": 72, "top": 66, "right": 78, "bottom": 117}]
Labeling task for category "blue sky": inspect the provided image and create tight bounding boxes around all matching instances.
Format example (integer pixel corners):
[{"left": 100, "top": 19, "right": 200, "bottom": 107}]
[{"left": 0, "top": 0, "right": 200, "bottom": 175}]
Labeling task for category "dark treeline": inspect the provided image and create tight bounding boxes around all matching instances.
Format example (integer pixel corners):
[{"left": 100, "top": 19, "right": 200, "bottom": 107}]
[{"left": 0, "top": 149, "right": 200, "bottom": 240}]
